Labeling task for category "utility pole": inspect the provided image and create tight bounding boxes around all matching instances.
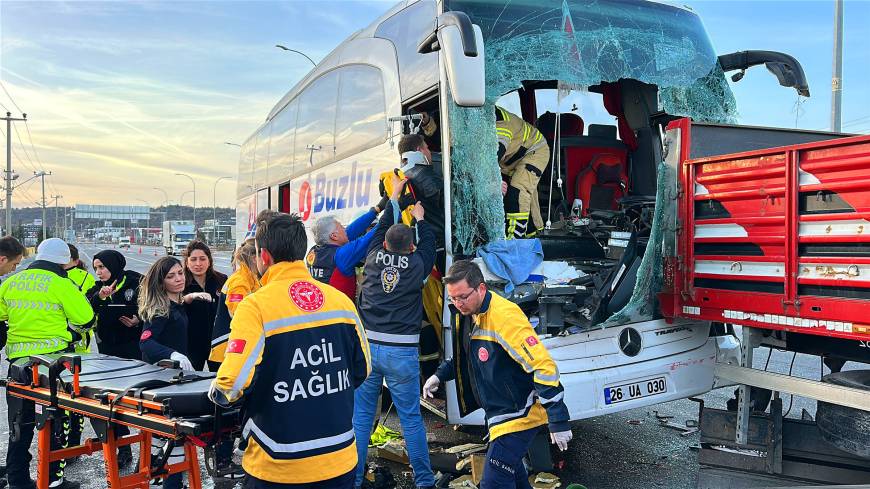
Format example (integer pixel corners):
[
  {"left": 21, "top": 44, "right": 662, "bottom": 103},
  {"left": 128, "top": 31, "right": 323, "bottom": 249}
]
[
  {"left": 35, "top": 170, "right": 50, "bottom": 240},
  {"left": 831, "top": 0, "right": 844, "bottom": 132},
  {"left": 52, "top": 195, "right": 62, "bottom": 237},
  {"left": 3, "top": 112, "right": 26, "bottom": 235}
]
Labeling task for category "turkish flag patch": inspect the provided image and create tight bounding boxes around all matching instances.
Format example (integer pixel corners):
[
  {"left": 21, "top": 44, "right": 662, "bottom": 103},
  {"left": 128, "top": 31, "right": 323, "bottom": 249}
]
[
  {"left": 525, "top": 336, "right": 539, "bottom": 346},
  {"left": 140, "top": 330, "right": 152, "bottom": 341},
  {"left": 228, "top": 294, "right": 244, "bottom": 303},
  {"left": 226, "top": 339, "right": 247, "bottom": 354}
]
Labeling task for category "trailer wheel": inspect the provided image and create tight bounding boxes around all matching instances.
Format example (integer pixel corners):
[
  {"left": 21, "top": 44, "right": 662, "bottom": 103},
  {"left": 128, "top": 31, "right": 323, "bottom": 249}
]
[{"left": 816, "top": 370, "right": 870, "bottom": 459}]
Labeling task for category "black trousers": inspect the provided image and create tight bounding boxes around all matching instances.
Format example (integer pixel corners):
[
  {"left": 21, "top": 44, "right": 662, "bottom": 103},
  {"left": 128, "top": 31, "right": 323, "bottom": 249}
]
[
  {"left": 6, "top": 389, "right": 67, "bottom": 485},
  {"left": 242, "top": 470, "right": 354, "bottom": 488}
]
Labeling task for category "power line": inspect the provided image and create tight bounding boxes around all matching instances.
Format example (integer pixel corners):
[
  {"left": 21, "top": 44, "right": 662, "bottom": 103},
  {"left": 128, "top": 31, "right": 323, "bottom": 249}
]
[{"left": 0, "top": 81, "right": 24, "bottom": 116}]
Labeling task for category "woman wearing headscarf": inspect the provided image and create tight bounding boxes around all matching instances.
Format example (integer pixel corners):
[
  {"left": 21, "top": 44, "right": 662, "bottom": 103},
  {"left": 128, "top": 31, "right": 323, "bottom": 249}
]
[
  {"left": 86, "top": 249, "right": 144, "bottom": 360},
  {"left": 182, "top": 240, "right": 227, "bottom": 370}
]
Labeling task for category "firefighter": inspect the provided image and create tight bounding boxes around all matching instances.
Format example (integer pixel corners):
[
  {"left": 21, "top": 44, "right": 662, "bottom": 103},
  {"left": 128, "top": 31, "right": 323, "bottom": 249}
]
[
  {"left": 496, "top": 105, "right": 550, "bottom": 239},
  {"left": 353, "top": 195, "right": 437, "bottom": 489},
  {"left": 2, "top": 238, "right": 95, "bottom": 489},
  {"left": 423, "top": 260, "right": 572, "bottom": 489},
  {"left": 209, "top": 210, "right": 371, "bottom": 488},
  {"left": 307, "top": 194, "right": 389, "bottom": 300}
]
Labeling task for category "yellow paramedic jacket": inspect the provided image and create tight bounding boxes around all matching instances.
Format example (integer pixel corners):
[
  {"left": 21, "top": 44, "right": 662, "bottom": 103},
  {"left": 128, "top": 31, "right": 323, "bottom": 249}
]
[
  {"left": 209, "top": 261, "right": 371, "bottom": 484},
  {"left": 436, "top": 291, "right": 570, "bottom": 441},
  {"left": 208, "top": 263, "right": 260, "bottom": 364}
]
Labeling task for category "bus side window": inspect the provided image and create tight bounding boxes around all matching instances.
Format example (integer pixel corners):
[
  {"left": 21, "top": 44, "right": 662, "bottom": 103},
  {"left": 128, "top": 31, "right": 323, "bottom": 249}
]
[
  {"left": 294, "top": 71, "right": 340, "bottom": 169},
  {"left": 335, "top": 65, "right": 387, "bottom": 161}
]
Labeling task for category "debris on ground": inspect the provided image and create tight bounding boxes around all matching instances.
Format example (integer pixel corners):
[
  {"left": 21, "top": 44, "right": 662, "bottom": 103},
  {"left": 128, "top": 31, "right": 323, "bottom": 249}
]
[
  {"left": 375, "top": 439, "right": 409, "bottom": 464},
  {"left": 448, "top": 474, "right": 478, "bottom": 488},
  {"left": 627, "top": 419, "right": 642, "bottom": 425},
  {"left": 445, "top": 443, "right": 487, "bottom": 457},
  {"left": 657, "top": 419, "right": 699, "bottom": 437},
  {"left": 530, "top": 471, "right": 561, "bottom": 489},
  {"left": 370, "top": 424, "right": 403, "bottom": 447},
  {"left": 361, "top": 464, "right": 397, "bottom": 489}
]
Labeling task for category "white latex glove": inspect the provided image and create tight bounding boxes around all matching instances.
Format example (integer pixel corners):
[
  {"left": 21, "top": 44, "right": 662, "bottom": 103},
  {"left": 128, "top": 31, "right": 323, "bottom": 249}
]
[
  {"left": 550, "top": 430, "right": 573, "bottom": 451},
  {"left": 170, "top": 352, "right": 194, "bottom": 371},
  {"left": 184, "top": 292, "right": 213, "bottom": 304},
  {"left": 423, "top": 375, "right": 440, "bottom": 399}
]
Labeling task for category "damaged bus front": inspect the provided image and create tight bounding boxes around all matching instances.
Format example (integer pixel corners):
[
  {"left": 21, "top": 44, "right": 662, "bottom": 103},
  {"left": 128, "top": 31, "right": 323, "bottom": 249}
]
[{"left": 428, "top": 0, "right": 809, "bottom": 425}]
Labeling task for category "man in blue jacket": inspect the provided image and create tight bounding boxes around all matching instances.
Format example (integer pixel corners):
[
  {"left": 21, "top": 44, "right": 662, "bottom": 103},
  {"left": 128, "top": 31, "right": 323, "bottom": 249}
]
[{"left": 307, "top": 194, "right": 389, "bottom": 300}]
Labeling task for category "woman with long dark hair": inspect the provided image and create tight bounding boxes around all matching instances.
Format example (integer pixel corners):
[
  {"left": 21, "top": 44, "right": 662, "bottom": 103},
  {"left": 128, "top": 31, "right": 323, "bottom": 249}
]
[{"left": 182, "top": 240, "right": 227, "bottom": 370}]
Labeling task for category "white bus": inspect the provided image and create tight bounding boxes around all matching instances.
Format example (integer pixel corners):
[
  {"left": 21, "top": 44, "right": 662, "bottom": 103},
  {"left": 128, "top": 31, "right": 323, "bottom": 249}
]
[{"left": 236, "top": 0, "right": 809, "bottom": 427}]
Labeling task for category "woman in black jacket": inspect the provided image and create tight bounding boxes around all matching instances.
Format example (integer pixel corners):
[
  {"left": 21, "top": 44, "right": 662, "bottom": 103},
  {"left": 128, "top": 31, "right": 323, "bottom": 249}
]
[
  {"left": 138, "top": 256, "right": 193, "bottom": 489},
  {"left": 86, "top": 250, "right": 143, "bottom": 360},
  {"left": 181, "top": 240, "right": 227, "bottom": 370}
]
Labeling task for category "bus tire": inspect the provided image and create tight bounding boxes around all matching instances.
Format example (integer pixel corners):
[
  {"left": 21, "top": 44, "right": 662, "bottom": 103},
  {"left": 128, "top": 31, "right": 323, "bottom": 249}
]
[{"left": 816, "top": 370, "right": 870, "bottom": 459}]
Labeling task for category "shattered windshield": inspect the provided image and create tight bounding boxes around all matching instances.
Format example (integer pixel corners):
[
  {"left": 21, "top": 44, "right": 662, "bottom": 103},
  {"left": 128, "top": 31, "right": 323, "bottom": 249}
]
[{"left": 445, "top": 0, "right": 737, "bottom": 253}]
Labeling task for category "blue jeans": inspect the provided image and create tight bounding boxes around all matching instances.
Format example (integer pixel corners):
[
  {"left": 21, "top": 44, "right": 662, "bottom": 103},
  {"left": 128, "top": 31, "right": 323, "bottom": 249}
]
[
  {"left": 353, "top": 344, "right": 434, "bottom": 488},
  {"left": 480, "top": 427, "right": 538, "bottom": 489}
]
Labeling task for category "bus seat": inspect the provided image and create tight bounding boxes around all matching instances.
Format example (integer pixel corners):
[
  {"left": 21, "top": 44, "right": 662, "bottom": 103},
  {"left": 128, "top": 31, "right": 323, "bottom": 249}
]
[
  {"left": 573, "top": 153, "right": 629, "bottom": 214},
  {"left": 535, "top": 111, "right": 585, "bottom": 150},
  {"left": 587, "top": 124, "right": 618, "bottom": 139}
]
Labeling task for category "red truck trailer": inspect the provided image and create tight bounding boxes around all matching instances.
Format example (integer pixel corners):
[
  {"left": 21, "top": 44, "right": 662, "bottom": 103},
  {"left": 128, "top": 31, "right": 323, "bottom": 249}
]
[{"left": 660, "top": 118, "right": 870, "bottom": 487}]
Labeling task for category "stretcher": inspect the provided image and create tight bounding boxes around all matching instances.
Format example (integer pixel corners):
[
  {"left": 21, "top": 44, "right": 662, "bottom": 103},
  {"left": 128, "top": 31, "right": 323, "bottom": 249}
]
[{"left": 4, "top": 353, "right": 240, "bottom": 489}]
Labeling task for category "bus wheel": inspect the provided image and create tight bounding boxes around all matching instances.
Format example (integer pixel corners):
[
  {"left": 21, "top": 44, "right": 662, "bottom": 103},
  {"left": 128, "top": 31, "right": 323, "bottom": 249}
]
[{"left": 816, "top": 370, "right": 870, "bottom": 459}]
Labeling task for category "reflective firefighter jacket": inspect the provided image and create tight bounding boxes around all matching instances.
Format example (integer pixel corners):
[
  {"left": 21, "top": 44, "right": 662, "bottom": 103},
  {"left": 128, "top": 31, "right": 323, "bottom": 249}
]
[
  {"left": 209, "top": 263, "right": 260, "bottom": 364},
  {"left": 0, "top": 261, "right": 95, "bottom": 359},
  {"left": 358, "top": 201, "right": 436, "bottom": 347},
  {"left": 496, "top": 106, "right": 546, "bottom": 174},
  {"left": 436, "top": 291, "right": 569, "bottom": 441},
  {"left": 210, "top": 261, "right": 371, "bottom": 484}
]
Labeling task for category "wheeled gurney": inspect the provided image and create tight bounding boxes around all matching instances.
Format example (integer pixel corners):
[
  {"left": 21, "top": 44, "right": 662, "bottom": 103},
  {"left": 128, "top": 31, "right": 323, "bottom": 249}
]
[{"left": 4, "top": 353, "right": 239, "bottom": 489}]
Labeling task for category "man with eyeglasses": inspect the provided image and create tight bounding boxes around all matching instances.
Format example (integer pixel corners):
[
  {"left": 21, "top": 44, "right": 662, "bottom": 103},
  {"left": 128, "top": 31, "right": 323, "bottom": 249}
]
[{"left": 424, "top": 260, "right": 573, "bottom": 489}]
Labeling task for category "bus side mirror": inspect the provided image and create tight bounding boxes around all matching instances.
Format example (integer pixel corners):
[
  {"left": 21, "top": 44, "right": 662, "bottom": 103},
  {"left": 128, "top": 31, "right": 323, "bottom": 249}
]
[
  {"left": 718, "top": 50, "right": 810, "bottom": 97},
  {"left": 418, "top": 11, "right": 485, "bottom": 107}
]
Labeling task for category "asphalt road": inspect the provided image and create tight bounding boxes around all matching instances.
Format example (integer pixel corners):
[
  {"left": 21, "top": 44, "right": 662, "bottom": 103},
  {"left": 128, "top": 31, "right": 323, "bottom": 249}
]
[{"left": 0, "top": 245, "right": 859, "bottom": 488}]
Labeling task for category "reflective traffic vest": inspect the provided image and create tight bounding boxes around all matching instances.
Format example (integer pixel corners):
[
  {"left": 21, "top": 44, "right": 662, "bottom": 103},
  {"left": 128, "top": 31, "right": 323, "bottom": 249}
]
[{"left": 0, "top": 261, "right": 95, "bottom": 359}]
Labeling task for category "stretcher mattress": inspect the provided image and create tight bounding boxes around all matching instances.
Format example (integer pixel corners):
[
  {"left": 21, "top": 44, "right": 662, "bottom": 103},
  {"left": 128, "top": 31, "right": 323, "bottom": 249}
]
[{"left": 7, "top": 353, "right": 217, "bottom": 416}]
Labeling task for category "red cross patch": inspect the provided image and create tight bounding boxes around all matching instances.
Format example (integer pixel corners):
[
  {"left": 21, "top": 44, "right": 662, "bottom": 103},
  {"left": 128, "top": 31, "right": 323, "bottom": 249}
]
[
  {"left": 140, "top": 330, "right": 152, "bottom": 341},
  {"left": 525, "top": 336, "right": 539, "bottom": 346}
]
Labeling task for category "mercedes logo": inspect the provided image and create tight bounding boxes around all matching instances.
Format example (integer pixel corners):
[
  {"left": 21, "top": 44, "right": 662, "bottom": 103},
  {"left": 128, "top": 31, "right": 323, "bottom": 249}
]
[{"left": 619, "top": 327, "right": 642, "bottom": 357}]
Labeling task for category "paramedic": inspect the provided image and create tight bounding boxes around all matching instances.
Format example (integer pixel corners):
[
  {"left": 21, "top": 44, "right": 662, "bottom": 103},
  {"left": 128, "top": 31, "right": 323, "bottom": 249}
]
[
  {"left": 423, "top": 260, "right": 572, "bottom": 489},
  {"left": 307, "top": 193, "right": 388, "bottom": 300},
  {"left": 210, "top": 210, "right": 371, "bottom": 488},
  {"left": 2, "top": 238, "right": 95, "bottom": 489},
  {"left": 353, "top": 199, "right": 437, "bottom": 489},
  {"left": 496, "top": 106, "right": 550, "bottom": 239}
]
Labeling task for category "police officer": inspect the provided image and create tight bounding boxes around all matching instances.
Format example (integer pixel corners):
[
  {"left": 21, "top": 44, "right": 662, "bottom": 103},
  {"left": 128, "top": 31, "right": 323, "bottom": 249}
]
[
  {"left": 2, "top": 238, "right": 95, "bottom": 489},
  {"left": 353, "top": 197, "right": 437, "bottom": 489},
  {"left": 209, "top": 210, "right": 371, "bottom": 488},
  {"left": 307, "top": 195, "right": 389, "bottom": 300},
  {"left": 424, "top": 260, "right": 572, "bottom": 489}
]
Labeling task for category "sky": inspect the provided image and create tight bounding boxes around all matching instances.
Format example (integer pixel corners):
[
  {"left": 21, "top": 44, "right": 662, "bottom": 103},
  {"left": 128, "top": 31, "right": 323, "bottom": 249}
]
[{"left": 0, "top": 0, "right": 868, "bottom": 209}]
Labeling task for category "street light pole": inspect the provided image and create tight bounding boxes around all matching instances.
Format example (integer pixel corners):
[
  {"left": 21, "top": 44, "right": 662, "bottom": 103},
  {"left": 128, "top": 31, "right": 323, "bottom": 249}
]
[
  {"left": 175, "top": 173, "right": 196, "bottom": 231},
  {"left": 35, "top": 170, "right": 50, "bottom": 240},
  {"left": 179, "top": 191, "right": 194, "bottom": 221},
  {"left": 51, "top": 195, "right": 62, "bottom": 237},
  {"left": 3, "top": 112, "right": 25, "bottom": 234},
  {"left": 275, "top": 45, "right": 317, "bottom": 67},
  {"left": 213, "top": 176, "right": 232, "bottom": 244}
]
